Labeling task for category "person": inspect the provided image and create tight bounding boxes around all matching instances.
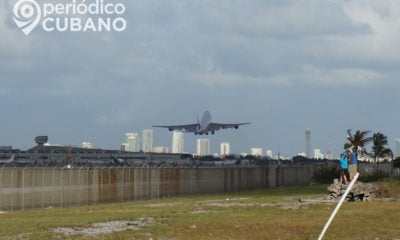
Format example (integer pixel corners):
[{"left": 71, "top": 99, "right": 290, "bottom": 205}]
[
  {"left": 338, "top": 153, "right": 348, "bottom": 185},
  {"left": 347, "top": 149, "right": 358, "bottom": 180}
]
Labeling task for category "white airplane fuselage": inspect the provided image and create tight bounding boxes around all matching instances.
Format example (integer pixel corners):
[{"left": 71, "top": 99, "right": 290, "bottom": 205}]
[{"left": 197, "top": 111, "right": 212, "bottom": 135}]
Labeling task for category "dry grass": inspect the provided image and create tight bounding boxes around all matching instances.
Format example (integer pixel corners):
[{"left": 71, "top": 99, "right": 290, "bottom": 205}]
[
  {"left": 0, "top": 182, "right": 399, "bottom": 239},
  {"left": 375, "top": 178, "right": 400, "bottom": 198}
]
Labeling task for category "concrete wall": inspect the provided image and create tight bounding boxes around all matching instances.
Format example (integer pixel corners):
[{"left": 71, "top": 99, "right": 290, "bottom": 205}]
[{"left": 0, "top": 166, "right": 314, "bottom": 211}]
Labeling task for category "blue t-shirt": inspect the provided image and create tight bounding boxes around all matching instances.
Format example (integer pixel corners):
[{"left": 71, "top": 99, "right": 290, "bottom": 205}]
[
  {"left": 351, "top": 152, "right": 358, "bottom": 164},
  {"left": 339, "top": 157, "right": 348, "bottom": 169}
]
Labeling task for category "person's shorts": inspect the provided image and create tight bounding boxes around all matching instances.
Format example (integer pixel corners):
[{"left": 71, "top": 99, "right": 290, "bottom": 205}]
[
  {"left": 340, "top": 169, "right": 349, "bottom": 175},
  {"left": 348, "top": 164, "right": 357, "bottom": 176}
]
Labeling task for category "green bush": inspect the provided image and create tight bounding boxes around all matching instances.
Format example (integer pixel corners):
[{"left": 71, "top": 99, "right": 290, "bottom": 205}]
[
  {"left": 312, "top": 166, "right": 340, "bottom": 184},
  {"left": 393, "top": 157, "right": 400, "bottom": 168},
  {"left": 359, "top": 170, "right": 389, "bottom": 182}
]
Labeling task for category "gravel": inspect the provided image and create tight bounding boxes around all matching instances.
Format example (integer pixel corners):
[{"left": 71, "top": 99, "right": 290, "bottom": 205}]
[{"left": 53, "top": 218, "right": 155, "bottom": 237}]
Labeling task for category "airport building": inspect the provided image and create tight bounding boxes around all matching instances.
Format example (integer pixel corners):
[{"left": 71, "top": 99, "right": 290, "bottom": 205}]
[
  {"left": 0, "top": 142, "right": 185, "bottom": 167},
  {"left": 153, "top": 146, "right": 169, "bottom": 153}
]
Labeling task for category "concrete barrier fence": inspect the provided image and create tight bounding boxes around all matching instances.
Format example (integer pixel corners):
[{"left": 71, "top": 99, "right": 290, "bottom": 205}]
[{"left": 0, "top": 165, "right": 315, "bottom": 211}]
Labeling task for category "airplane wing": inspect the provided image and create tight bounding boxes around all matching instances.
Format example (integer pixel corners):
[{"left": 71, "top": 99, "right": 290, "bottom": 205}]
[
  {"left": 208, "top": 122, "right": 250, "bottom": 132},
  {"left": 152, "top": 124, "right": 198, "bottom": 132}
]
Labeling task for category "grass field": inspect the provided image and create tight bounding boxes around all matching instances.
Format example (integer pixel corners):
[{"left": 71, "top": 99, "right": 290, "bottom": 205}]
[{"left": 1, "top": 179, "right": 400, "bottom": 240}]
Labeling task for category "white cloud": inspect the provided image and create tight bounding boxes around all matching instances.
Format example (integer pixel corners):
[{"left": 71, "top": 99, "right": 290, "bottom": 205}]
[
  {"left": 0, "top": 2, "right": 31, "bottom": 53},
  {"left": 300, "top": 64, "right": 382, "bottom": 86},
  {"left": 191, "top": 71, "right": 293, "bottom": 88},
  {"left": 343, "top": 0, "right": 400, "bottom": 61}
]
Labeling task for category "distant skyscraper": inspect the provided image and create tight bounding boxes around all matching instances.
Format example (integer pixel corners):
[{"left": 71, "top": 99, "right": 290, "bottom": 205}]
[
  {"left": 314, "top": 149, "right": 323, "bottom": 160},
  {"left": 81, "top": 142, "right": 92, "bottom": 149},
  {"left": 266, "top": 150, "right": 273, "bottom": 159},
  {"left": 125, "top": 133, "right": 139, "bottom": 152},
  {"left": 305, "top": 128, "right": 311, "bottom": 158},
  {"left": 251, "top": 148, "right": 263, "bottom": 157},
  {"left": 197, "top": 139, "right": 210, "bottom": 156},
  {"left": 220, "top": 142, "right": 230, "bottom": 157},
  {"left": 171, "top": 131, "right": 184, "bottom": 153},
  {"left": 121, "top": 143, "right": 127, "bottom": 151},
  {"left": 396, "top": 139, "right": 400, "bottom": 157},
  {"left": 326, "top": 150, "right": 333, "bottom": 160},
  {"left": 326, "top": 143, "right": 334, "bottom": 160},
  {"left": 142, "top": 129, "right": 154, "bottom": 152}
]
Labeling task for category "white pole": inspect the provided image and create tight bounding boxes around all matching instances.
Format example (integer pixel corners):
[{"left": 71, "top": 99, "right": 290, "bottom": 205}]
[{"left": 317, "top": 172, "right": 360, "bottom": 240}]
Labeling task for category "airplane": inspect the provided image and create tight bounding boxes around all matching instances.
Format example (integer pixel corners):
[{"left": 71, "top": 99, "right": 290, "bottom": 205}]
[
  {"left": 105, "top": 157, "right": 126, "bottom": 166},
  {"left": 0, "top": 155, "right": 15, "bottom": 165},
  {"left": 153, "top": 110, "right": 250, "bottom": 135}
]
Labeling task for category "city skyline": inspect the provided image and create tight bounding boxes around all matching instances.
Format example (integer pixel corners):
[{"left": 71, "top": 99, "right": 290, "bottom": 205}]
[
  {"left": 1, "top": 1, "right": 400, "bottom": 157},
  {"left": 2, "top": 124, "right": 398, "bottom": 159},
  {"left": 33, "top": 128, "right": 397, "bottom": 160},
  {"left": 122, "top": 129, "right": 336, "bottom": 158}
]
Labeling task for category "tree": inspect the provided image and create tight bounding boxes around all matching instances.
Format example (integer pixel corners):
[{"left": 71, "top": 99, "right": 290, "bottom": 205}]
[
  {"left": 344, "top": 129, "right": 373, "bottom": 155},
  {"left": 393, "top": 157, "right": 400, "bottom": 168},
  {"left": 369, "top": 132, "right": 393, "bottom": 164}
]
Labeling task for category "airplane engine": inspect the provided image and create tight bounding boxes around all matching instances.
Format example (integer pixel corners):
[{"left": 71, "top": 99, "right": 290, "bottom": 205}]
[
  {"left": 211, "top": 131, "right": 215, "bottom": 134},
  {"left": 234, "top": 125, "right": 239, "bottom": 129},
  {"left": 168, "top": 128, "right": 173, "bottom": 131}
]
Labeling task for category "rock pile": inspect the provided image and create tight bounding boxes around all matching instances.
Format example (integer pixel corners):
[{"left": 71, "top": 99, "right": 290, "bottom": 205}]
[{"left": 327, "top": 179, "right": 377, "bottom": 202}]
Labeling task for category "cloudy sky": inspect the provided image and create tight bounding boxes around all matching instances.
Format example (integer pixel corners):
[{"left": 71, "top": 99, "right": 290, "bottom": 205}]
[{"left": 1, "top": 0, "right": 400, "bottom": 157}]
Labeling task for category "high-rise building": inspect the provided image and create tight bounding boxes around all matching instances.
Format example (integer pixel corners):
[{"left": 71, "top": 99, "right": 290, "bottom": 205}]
[
  {"left": 326, "top": 143, "right": 334, "bottom": 160},
  {"left": 81, "top": 142, "right": 92, "bottom": 149},
  {"left": 171, "top": 131, "right": 184, "bottom": 153},
  {"left": 197, "top": 139, "right": 210, "bottom": 156},
  {"left": 305, "top": 128, "right": 311, "bottom": 158},
  {"left": 121, "top": 143, "right": 127, "bottom": 151},
  {"left": 251, "top": 148, "right": 263, "bottom": 157},
  {"left": 326, "top": 150, "right": 334, "bottom": 160},
  {"left": 396, "top": 138, "right": 400, "bottom": 157},
  {"left": 220, "top": 142, "right": 230, "bottom": 157},
  {"left": 314, "top": 149, "right": 323, "bottom": 160},
  {"left": 266, "top": 150, "right": 273, "bottom": 159},
  {"left": 142, "top": 129, "right": 154, "bottom": 153},
  {"left": 125, "top": 133, "right": 139, "bottom": 152}
]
